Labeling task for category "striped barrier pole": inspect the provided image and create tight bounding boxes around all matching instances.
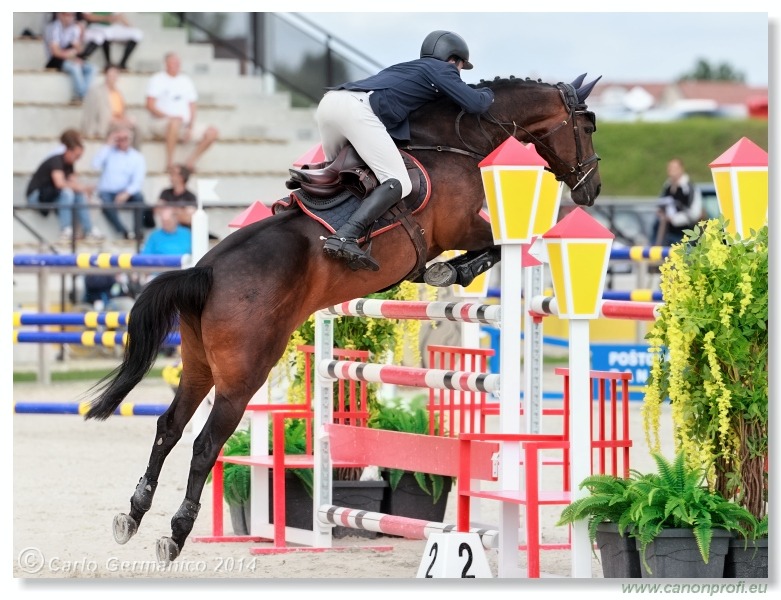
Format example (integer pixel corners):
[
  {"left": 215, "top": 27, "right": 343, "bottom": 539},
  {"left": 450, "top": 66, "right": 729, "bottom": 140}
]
[
  {"left": 316, "top": 505, "right": 499, "bottom": 550},
  {"left": 13, "top": 331, "right": 181, "bottom": 346},
  {"left": 528, "top": 296, "right": 662, "bottom": 322},
  {"left": 323, "top": 299, "right": 501, "bottom": 324},
  {"left": 14, "top": 402, "right": 168, "bottom": 416},
  {"left": 318, "top": 359, "right": 500, "bottom": 394},
  {"left": 13, "top": 253, "right": 189, "bottom": 269},
  {"left": 13, "top": 312, "right": 129, "bottom": 327}
]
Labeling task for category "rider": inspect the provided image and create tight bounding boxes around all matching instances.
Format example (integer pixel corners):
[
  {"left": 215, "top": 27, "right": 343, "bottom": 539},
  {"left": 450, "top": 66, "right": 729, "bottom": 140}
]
[{"left": 317, "top": 30, "right": 495, "bottom": 271}]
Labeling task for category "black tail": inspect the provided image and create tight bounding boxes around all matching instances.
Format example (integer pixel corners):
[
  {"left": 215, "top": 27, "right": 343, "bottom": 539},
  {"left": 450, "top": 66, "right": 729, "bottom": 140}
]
[{"left": 84, "top": 266, "right": 213, "bottom": 420}]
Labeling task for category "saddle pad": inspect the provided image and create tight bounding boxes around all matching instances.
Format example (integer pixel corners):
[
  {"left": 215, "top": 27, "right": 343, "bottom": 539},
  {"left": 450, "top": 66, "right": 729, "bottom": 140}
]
[{"left": 275, "top": 153, "right": 431, "bottom": 242}]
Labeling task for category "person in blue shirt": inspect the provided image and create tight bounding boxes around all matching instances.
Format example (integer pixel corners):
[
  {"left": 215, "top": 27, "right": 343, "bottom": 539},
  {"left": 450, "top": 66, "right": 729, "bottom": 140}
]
[
  {"left": 317, "top": 30, "right": 495, "bottom": 271},
  {"left": 92, "top": 125, "right": 147, "bottom": 240},
  {"left": 141, "top": 205, "right": 192, "bottom": 256}
]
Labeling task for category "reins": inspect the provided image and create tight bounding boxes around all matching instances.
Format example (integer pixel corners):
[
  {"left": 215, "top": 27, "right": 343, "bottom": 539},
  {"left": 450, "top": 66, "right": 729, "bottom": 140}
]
[{"left": 404, "top": 82, "right": 600, "bottom": 191}]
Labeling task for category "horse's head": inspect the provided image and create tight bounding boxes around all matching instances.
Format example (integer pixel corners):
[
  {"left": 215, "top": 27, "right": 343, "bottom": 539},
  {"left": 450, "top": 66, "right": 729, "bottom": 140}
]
[{"left": 480, "top": 75, "right": 603, "bottom": 206}]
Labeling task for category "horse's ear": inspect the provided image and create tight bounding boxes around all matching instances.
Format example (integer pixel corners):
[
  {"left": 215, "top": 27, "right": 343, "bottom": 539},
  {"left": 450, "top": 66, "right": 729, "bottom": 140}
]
[
  {"left": 570, "top": 73, "right": 587, "bottom": 89},
  {"left": 576, "top": 75, "right": 602, "bottom": 103}
]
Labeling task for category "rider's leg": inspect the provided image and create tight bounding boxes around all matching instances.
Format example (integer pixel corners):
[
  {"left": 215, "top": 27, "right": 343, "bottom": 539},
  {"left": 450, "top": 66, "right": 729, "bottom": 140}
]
[{"left": 322, "top": 178, "right": 402, "bottom": 271}]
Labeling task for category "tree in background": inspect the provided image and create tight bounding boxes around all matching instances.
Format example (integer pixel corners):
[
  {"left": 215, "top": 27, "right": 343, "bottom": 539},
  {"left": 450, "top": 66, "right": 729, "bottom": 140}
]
[{"left": 678, "top": 58, "right": 745, "bottom": 83}]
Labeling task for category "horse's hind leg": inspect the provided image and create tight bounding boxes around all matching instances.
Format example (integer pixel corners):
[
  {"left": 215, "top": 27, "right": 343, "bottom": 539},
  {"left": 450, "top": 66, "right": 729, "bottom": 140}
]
[
  {"left": 155, "top": 387, "right": 254, "bottom": 564},
  {"left": 113, "top": 353, "right": 214, "bottom": 545}
]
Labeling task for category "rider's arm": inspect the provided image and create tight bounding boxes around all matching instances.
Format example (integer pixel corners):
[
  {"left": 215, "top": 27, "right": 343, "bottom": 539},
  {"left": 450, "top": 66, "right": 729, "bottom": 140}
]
[{"left": 433, "top": 65, "right": 495, "bottom": 114}]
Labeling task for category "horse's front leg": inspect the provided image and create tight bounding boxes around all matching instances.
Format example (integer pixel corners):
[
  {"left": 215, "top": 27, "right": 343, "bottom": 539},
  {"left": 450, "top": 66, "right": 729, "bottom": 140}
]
[
  {"left": 156, "top": 394, "right": 247, "bottom": 564},
  {"left": 113, "top": 376, "right": 210, "bottom": 545},
  {"left": 420, "top": 246, "right": 501, "bottom": 287}
]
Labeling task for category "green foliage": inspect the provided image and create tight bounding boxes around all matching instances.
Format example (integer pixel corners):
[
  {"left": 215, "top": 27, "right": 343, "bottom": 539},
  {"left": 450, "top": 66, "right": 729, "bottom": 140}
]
[
  {"left": 643, "top": 220, "right": 768, "bottom": 519},
  {"left": 556, "top": 473, "right": 636, "bottom": 551},
  {"left": 368, "top": 395, "right": 452, "bottom": 504},
  {"left": 596, "top": 120, "right": 768, "bottom": 196},
  {"left": 212, "top": 419, "right": 314, "bottom": 506},
  {"left": 626, "top": 452, "right": 756, "bottom": 574},
  {"left": 677, "top": 58, "right": 746, "bottom": 83}
]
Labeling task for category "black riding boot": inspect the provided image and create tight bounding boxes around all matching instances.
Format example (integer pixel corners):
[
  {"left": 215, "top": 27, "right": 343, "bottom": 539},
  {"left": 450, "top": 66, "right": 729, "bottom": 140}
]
[
  {"left": 322, "top": 178, "right": 402, "bottom": 271},
  {"left": 78, "top": 41, "right": 100, "bottom": 60},
  {"left": 118, "top": 40, "right": 137, "bottom": 70}
]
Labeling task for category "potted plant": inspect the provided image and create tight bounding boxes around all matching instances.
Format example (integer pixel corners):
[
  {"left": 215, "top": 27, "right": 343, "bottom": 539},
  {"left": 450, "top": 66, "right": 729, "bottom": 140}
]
[
  {"left": 369, "top": 395, "right": 454, "bottom": 523},
  {"left": 626, "top": 451, "right": 755, "bottom": 578},
  {"left": 643, "top": 218, "right": 768, "bottom": 575},
  {"left": 724, "top": 514, "right": 768, "bottom": 578},
  {"left": 212, "top": 417, "right": 313, "bottom": 536},
  {"left": 556, "top": 473, "right": 641, "bottom": 578}
]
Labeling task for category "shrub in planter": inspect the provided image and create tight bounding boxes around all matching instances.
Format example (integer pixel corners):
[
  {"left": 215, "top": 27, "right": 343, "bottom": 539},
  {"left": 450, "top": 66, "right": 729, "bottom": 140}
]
[
  {"left": 643, "top": 220, "right": 768, "bottom": 523},
  {"left": 556, "top": 473, "right": 640, "bottom": 578},
  {"left": 626, "top": 452, "right": 756, "bottom": 577}
]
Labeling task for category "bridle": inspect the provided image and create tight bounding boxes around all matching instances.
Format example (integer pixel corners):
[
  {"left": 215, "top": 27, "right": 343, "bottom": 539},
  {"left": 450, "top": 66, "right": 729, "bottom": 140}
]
[{"left": 404, "top": 82, "right": 600, "bottom": 191}]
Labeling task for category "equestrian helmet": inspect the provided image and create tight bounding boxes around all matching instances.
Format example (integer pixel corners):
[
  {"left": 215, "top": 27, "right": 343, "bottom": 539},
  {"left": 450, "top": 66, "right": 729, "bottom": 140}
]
[{"left": 420, "top": 30, "right": 473, "bottom": 70}]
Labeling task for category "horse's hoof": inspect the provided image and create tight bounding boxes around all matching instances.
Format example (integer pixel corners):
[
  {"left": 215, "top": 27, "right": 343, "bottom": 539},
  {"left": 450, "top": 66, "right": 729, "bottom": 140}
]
[
  {"left": 113, "top": 513, "right": 138, "bottom": 544},
  {"left": 424, "top": 262, "right": 457, "bottom": 287},
  {"left": 156, "top": 537, "right": 180, "bottom": 565}
]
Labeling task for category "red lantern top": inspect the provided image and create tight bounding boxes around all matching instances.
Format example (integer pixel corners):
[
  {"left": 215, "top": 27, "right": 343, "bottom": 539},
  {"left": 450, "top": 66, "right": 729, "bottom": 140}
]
[
  {"left": 543, "top": 207, "right": 614, "bottom": 240},
  {"left": 228, "top": 201, "right": 273, "bottom": 228},
  {"left": 478, "top": 137, "right": 549, "bottom": 168},
  {"left": 709, "top": 137, "right": 768, "bottom": 168},
  {"left": 293, "top": 144, "right": 327, "bottom": 167}
]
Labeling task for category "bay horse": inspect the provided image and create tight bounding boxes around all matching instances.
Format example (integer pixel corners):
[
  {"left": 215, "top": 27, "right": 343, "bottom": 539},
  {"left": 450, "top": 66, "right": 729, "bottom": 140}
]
[{"left": 85, "top": 74, "right": 602, "bottom": 563}]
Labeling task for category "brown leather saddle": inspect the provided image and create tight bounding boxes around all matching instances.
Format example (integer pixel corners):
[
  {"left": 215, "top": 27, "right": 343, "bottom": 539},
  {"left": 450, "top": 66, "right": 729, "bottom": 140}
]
[{"left": 276, "top": 145, "right": 431, "bottom": 280}]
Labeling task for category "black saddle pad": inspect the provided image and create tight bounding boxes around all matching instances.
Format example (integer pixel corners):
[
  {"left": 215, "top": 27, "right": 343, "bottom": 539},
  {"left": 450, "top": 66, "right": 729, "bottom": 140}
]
[{"left": 274, "top": 154, "right": 431, "bottom": 240}]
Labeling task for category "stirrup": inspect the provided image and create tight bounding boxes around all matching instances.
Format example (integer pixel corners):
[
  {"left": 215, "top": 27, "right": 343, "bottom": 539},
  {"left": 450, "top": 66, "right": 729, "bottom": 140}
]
[{"left": 322, "top": 235, "right": 380, "bottom": 271}]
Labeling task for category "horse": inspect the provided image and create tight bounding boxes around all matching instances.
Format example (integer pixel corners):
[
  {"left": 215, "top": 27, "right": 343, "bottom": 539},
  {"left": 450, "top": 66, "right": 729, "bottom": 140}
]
[{"left": 85, "top": 73, "right": 603, "bottom": 563}]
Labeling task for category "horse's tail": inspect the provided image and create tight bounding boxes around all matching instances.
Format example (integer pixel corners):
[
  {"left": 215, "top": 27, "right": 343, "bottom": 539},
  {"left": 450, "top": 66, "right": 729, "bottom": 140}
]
[{"left": 84, "top": 266, "right": 213, "bottom": 421}]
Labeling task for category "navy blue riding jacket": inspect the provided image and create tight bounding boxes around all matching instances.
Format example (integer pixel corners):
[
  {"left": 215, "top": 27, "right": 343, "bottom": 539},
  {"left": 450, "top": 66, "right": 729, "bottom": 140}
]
[{"left": 335, "top": 57, "right": 495, "bottom": 142}]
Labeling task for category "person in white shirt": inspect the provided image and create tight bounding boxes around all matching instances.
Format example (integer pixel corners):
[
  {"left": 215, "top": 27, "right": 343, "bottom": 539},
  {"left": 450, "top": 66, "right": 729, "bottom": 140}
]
[
  {"left": 43, "top": 12, "right": 96, "bottom": 103},
  {"left": 145, "top": 52, "right": 219, "bottom": 171}
]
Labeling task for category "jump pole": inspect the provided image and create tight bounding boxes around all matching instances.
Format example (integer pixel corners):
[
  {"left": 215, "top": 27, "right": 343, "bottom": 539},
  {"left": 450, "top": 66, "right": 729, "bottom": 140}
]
[
  {"left": 188, "top": 179, "right": 218, "bottom": 439},
  {"left": 538, "top": 207, "right": 614, "bottom": 578},
  {"left": 478, "top": 137, "right": 561, "bottom": 577}
]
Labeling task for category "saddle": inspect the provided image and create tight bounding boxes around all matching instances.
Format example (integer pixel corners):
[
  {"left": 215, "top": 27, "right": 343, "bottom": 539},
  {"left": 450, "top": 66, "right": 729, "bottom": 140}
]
[
  {"left": 286, "top": 144, "right": 382, "bottom": 200},
  {"left": 277, "top": 146, "right": 431, "bottom": 281}
]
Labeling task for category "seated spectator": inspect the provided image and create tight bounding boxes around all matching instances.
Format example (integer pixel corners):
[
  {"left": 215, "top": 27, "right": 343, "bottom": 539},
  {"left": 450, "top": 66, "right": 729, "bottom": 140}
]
[
  {"left": 92, "top": 126, "right": 147, "bottom": 240},
  {"left": 146, "top": 52, "right": 219, "bottom": 171},
  {"left": 141, "top": 205, "right": 192, "bottom": 256},
  {"left": 77, "top": 12, "right": 143, "bottom": 71},
  {"left": 158, "top": 163, "right": 196, "bottom": 227},
  {"left": 81, "top": 64, "right": 139, "bottom": 145},
  {"left": 43, "top": 12, "right": 96, "bottom": 103},
  {"left": 44, "top": 128, "right": 83, "bottom": 161},
  {"left": 26, "top": 136, "right": 103, "bottom": 242}
]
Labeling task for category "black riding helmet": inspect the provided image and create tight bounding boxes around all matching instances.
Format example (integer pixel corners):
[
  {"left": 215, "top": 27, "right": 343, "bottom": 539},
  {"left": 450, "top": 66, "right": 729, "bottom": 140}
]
[{"left": 420, "top": 30, "right": 473, "bottom": 70}]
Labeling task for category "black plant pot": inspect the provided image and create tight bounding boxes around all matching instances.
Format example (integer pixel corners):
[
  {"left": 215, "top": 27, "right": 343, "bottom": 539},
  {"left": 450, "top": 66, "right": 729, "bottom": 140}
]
[
  {"left": 595, "top": 523, "right": 641, "bottom": 578},
  {"left": 228, "top": 501, "right": 251, "bottom": 536},
  {"left": 640, "top": 528, "right": 731, "bottom": 578},
  {"left": 381, "top": 470, "right": 452, "bottom": 529},
  {"left": 724, "top": 535, "right": 768, "bottom": 578},
  {"left": 232, "top": 472, "right": 388, "bottom": 539},
  {"left": 269, "top": 473, "right": 389, "bottom": 538}
]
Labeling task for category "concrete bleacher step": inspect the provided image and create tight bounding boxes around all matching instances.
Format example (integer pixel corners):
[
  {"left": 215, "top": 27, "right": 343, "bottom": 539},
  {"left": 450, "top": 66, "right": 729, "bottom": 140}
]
[
  {"left": 12, "top": 104, "right": 317, "bottom": 141},
  {"left": 13, "top": 137, "right": 317, "bottom": 175}
]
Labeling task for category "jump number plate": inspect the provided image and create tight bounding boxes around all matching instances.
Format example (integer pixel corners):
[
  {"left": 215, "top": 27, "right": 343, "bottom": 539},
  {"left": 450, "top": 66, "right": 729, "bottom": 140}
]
[{"left": 415, "top": 533, "right": 493, "bottom": 578}]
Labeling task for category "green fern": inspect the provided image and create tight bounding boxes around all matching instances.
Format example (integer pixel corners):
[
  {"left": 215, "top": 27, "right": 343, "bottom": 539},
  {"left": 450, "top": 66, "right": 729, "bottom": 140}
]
[{"left": 626, "top": 451, "right": 757, "bottom": 574}]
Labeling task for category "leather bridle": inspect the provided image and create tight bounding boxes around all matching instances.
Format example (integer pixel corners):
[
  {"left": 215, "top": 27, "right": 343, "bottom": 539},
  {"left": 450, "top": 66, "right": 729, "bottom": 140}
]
[{"left": 404, "top": 82, "right": 600, "bottom": 191}]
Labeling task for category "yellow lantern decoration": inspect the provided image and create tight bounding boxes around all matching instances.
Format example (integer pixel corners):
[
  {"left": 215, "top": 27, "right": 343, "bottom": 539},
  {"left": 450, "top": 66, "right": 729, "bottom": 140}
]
[
  {"left": 479, "top": 137, "right": 562, "bottom": 244},
  {"left": 542, "top": 207, "right": 614, "bottom": 319},
  {"left": 709, "top": 137, "right": 768, "bottom": 239}
]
